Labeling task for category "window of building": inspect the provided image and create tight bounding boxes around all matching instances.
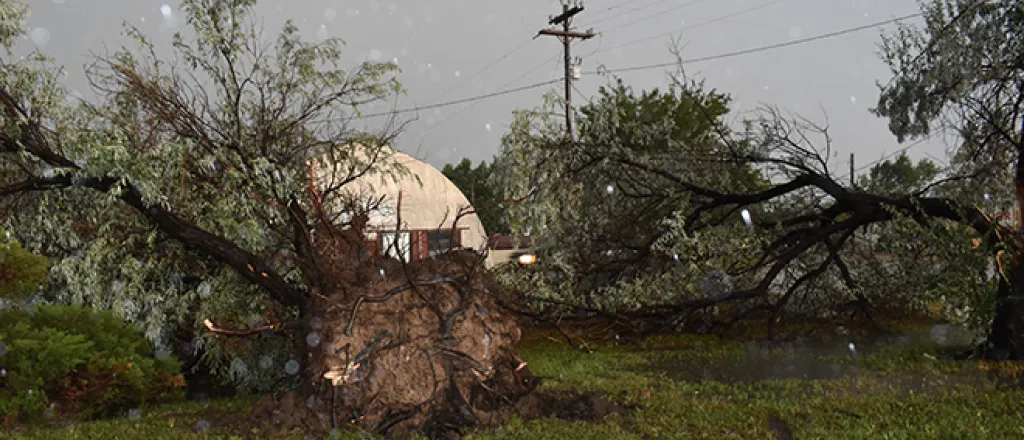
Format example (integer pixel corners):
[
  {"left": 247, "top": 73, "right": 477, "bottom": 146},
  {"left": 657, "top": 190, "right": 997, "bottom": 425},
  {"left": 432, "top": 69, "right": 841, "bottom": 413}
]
[
  {"left": 379, "top": 231, "right": 411, "bottom": 261},
  {"left": 427, "top": 229, "right": 460, "bottom": 257}
]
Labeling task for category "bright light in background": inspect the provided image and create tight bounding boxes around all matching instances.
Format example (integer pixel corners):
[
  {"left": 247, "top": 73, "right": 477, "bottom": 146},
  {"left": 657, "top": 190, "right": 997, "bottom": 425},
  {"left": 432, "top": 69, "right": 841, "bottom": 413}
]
[
  {"left": 606, "top": 184, "right": 614, "bottom": 194},
  {"left": 740, "top": 209, "right": 752, "bottom": 227},
  {"left": 984, "top": 193, "right": 991, "bottom": 201},
  {"left": 517, "top": 254, "right": 537, "bottom": 265}
]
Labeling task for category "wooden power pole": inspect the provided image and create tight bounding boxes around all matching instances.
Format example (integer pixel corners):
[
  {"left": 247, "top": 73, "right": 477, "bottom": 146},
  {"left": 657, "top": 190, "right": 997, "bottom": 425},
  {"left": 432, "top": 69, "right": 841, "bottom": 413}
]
[
  {"left": 850, "top": 152, "right": 857, "bottom": 249},
  {"left": 538, "top": 2, "right": 594, "bottom": 140},
  {"left": 849, "top": 153, "right": 855, "bottom": 187}
]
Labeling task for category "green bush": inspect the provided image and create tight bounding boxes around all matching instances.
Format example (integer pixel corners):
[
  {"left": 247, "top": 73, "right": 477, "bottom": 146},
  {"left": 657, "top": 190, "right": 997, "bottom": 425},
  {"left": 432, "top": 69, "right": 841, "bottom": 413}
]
[
  {"left": 0, "top": 305, "right": 186, "bottom": 425},
  {"left": 0, "top": 231, "right": 49, "bottom": 301}
]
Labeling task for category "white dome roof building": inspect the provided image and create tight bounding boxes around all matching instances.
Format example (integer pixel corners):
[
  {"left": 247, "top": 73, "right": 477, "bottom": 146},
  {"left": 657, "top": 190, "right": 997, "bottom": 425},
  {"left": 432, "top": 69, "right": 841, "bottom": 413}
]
[{"left": 316, "top": 149, "right": 490, "bottom": 265}]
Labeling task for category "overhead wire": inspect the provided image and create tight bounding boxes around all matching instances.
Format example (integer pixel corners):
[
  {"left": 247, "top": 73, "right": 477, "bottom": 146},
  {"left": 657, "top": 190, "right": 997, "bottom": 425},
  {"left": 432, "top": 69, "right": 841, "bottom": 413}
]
[
  {"left": 409, "top": 54, "right": 563, "bottom": 135},
  {"left": 421, "top": 38, "right": 535, "bottom": 107},
  {"left": 594, "top": 0, "right": 789, "bottom": 55},
  {"left": 357, "top": 76, "right": 560, "bottom": 119},
  {"left": 589, "top": 0, "right": 701, "bottom": 27},
  {"left": 585, "top": 0, "right": 675, "bottom": 23},
  {"left": 354, "top": 13, "right": 923, "bottom": 120},
  {"left": 834, "top": 135, "right": 935, "bottom": 182},
  {"left": 599, "top": 0, "right": 717, "bottom": 32},
  {"left": 590, "top": 12, "right": 924, "bottom": 75}
]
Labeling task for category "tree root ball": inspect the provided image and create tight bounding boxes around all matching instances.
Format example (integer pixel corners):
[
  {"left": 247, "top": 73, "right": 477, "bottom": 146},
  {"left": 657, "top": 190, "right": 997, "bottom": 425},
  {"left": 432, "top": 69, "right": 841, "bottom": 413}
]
[{"left": 252, "top": 252, "right": 542, "bottom": 439}]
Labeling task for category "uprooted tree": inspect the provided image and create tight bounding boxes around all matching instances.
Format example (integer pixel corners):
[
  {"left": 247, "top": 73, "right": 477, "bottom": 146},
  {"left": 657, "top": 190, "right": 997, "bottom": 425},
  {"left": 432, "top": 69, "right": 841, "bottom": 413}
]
[
  {"left": 496, "top": 0, "right": 1023, "bottom": 355},
  {"left": 873, "top": 0, "right": 1024, "bottom": 357},
  {"left": 1, "top": 0, "right": 541, "bottom": 436},
  {"left": 493, "top": 79, "right": 770, "bottom": 318}
]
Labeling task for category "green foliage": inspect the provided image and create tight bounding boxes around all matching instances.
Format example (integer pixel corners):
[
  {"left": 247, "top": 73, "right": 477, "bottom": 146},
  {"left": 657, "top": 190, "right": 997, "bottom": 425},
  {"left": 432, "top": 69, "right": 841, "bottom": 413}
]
[
  {"left": 1, "top": 0, "right": 407, "bottom": 390},
  {"left": 0, "top": 305, "right": 185, "bottom": 423},
  {"left": 857, "top": 153, "right": 940, "bottom": 196},
  {"left": 442, "top": 158, "right": 508, "bottom": 234},
  {"left": 0, "top": 0, "right": 26, "bottom": 52},
  {"left": 0, "top": 231, "right": 48, "bottom": 301},
  {"left": 493, "top": 77, "right": 768, "bottom": 311},
  {"left": 849, "top": 213, "right": 998, "bottom": 328},
  {"left": 869, "top": 0, "right": 1023, "bottom": 326},
  {"left": 874, "top": 0, "right": 1022, "bottom": 187}
]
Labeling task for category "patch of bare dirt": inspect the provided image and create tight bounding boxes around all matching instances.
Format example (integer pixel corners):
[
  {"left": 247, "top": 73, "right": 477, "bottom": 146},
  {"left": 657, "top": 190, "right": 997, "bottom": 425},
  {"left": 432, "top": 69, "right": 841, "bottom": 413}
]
[
  {"left": 513, "top": 390, "right": 633, "bottom": 421},
  {"left": 246, "top": 387, "right": 634, "bottom": 439}
]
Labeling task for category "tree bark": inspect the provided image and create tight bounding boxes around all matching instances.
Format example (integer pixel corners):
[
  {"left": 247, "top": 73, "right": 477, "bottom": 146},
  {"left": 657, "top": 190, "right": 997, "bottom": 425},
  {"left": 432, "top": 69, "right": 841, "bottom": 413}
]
[
  {"left": 983, "top": 151, "right": 1024, "bottom": 360},
  {"left": 984, "top": 256, "right": 1024, "bottom": 359}
]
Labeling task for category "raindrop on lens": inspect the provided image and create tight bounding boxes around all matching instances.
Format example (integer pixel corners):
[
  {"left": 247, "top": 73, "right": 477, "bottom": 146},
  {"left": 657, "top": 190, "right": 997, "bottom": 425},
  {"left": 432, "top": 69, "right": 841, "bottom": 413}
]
[
  {"left": 259, "top": 355, "right": 274, "bottom": 370},
  {"left": 30, "top": 28, "right": 50, "bottom": 47},
  {"left": 195, "top": 420, "right": 211, "bottom": 433},
  {"left": 306, "top": 332, "right": 322, "bottom": 348},
  {"left": 285, "top": 359, "right": 300, "bottom": 375},
  {"left": 197, "top": 281, "right": 212, "bottom": 298}
]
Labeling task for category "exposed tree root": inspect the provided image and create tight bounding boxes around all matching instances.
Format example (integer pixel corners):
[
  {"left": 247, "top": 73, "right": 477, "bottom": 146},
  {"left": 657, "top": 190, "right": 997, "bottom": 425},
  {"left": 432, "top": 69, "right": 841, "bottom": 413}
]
[{"left": 240, "top": 223, "right": 637, "bottom": 439}]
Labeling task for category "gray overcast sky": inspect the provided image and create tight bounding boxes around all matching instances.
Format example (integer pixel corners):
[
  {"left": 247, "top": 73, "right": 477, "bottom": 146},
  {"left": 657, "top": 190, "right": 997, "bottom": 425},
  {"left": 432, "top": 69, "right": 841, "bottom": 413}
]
[{"left": 19, "top": 0, "right": 946, "bottom": 172}]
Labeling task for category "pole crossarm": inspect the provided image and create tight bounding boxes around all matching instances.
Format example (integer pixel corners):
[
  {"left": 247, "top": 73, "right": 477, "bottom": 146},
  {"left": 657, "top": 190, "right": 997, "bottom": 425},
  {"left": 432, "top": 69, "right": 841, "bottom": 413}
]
[{"left": 537, "top": 3, "right": 596, "bottom": 141}]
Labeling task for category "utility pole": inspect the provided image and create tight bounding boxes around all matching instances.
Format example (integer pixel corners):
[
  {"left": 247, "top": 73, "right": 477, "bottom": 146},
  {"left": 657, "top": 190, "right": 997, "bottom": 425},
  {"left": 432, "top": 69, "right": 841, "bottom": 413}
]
[
  {"left": 849, "top": 153, "right": 855, "bottom": 187},
  {"left": 538, "top": 2, "right": 594, "bottom": 140},
  {"left": 850, "top": 152, "right": 857, "bottom": 250}
]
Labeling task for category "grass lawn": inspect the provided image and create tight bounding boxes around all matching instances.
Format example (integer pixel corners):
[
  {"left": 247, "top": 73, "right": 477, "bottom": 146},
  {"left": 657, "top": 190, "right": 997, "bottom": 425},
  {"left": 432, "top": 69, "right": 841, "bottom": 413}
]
[{"left": 8, "top": 331, "right": 1024, "bottom": 439}]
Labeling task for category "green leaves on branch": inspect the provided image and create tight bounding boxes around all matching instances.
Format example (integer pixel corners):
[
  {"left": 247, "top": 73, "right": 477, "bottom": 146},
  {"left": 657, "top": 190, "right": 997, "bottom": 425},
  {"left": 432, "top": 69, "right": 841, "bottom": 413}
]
[
  {"left": 1, "top": 0, "right": 408, "bottom": 391},
  {"left": 493, "top": 77, "right": 769, "bottom": 311}
]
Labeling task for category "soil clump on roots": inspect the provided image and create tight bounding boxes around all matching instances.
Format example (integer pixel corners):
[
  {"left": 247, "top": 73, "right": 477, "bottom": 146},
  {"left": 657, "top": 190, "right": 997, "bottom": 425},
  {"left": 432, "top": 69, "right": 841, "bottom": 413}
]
[{"left": 246, "top": 223, "right": 628, "bottom": 439}]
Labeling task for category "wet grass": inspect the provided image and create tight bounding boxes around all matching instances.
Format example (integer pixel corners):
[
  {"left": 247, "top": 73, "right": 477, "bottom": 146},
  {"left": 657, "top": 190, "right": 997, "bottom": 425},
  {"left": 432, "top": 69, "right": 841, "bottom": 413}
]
[
  {"left": 7, "top": 329, "right": 1024, "bottom": 439},
  {"left": 1, "top": 395, "right": 295, "bottom": 440},
  {"left": 470, "top": 330, "right": 1024, "bottom": 439}
]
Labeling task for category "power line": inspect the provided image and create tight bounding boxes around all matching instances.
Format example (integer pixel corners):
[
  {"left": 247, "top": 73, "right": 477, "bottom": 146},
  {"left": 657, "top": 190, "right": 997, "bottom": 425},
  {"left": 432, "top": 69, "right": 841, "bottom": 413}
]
[
  {"left": 594, "top": 0, "right": 788, "bottom": 55},
  {"left": 356, "top": 13, "right": 923, "bottom": 120},
  {"left": 591, "top": 12, "right": 923, "bottom": 75},
  {"left": 600, "top": 0, "right": 717, "bottom": 33},
  {"left": 412, "top": 54, "right": 562, "bottom": 135},
  {"left": 581, "top": 0, "right": 675, "bottom": 22},
  {"left": 421, "top": 38, "right": 535, "bottom": 107},
  {"left": 571, "top": 82, "right": 594, "bottom": 107},
  {"left": 835, "top": 135, "right": 934, "bottom": 182},
  {"left": 358, "top": 77, "right": 560, "bottom": 119}
]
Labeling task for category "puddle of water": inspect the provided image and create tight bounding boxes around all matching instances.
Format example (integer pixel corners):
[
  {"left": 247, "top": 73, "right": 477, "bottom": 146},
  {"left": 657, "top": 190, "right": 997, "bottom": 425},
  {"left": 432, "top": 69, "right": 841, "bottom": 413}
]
[{"left": 641, "top": 324, "right": 982, "bottom": 384}]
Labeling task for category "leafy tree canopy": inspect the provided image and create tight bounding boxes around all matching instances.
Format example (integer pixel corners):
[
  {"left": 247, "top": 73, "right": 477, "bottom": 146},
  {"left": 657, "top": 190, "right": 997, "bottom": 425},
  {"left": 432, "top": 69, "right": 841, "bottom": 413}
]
[
  {"left": 857, "top": 153, "right": 940, "bottom": 196},
  {"left": 442, "top": 157, "right": 508, "bottom": 235},
  {"left": 493, "top": 77, "right": 769, "bottom": 310},
  {"left": 1, "top": 0, "right": 405, "bottom": 387},
  {"left": 494, "top": 45, "right": 999, "bottom": 336}
]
